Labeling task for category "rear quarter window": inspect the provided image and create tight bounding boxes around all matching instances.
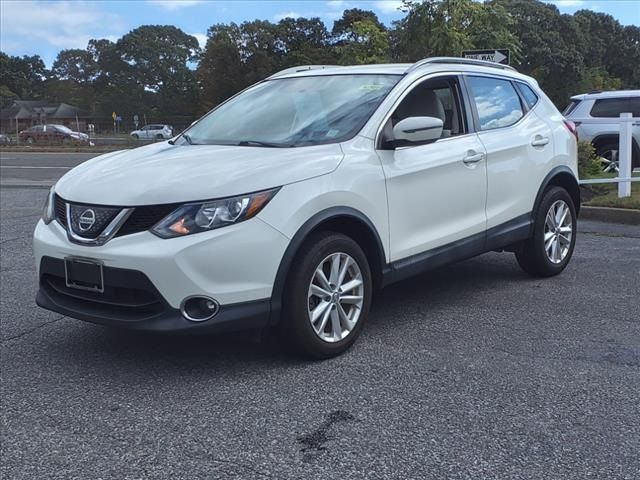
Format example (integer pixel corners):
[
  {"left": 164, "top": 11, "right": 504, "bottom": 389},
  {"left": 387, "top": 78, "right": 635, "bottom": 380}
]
[{"left": 516, "top": 82, "right": 539, "bottom": 109}]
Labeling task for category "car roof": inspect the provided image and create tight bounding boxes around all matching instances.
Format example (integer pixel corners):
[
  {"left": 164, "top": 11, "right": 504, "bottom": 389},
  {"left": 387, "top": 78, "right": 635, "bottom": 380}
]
[
  {"left": 570, "top": 90, "right": 640, "bottom": 101},
  {"left": 269, "top": 59, "right": 537, "bottom": 87}
]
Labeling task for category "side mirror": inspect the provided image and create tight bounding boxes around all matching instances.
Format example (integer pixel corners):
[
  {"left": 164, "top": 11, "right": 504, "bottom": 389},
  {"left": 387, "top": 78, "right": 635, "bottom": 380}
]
[{"left": 392, "top": 116, "right": 443, "bottom": 144}]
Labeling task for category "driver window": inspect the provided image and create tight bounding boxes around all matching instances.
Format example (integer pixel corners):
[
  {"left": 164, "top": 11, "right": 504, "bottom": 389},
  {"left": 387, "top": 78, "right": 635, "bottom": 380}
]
[{"left": 382, "top": 77, "right": 466, "bottom": 147}]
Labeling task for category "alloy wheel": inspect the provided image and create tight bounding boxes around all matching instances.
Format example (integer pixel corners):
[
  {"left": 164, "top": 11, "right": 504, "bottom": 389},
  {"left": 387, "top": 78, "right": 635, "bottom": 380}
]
[
  {"left": 307, "top": 252, "right": 364, "bottom": 343},
  {"left": 544, "top": 200, "right": 573, "bottom": 264},
  {"left": 600, "top": 149, "right": 619, "bottom": 173}
]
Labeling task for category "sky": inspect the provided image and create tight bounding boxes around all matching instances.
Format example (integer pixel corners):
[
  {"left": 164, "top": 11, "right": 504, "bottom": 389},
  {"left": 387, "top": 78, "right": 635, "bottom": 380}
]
[{"left": 1, "top": 0, "right": 639, "bottom": 67}]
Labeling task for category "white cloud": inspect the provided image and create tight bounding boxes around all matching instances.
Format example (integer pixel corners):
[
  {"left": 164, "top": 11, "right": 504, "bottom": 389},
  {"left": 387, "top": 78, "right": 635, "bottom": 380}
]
[
  {"left": 189, "top": 32, "right": 207, "bottom": 48},
  {"left": 373, "top": 0, "right": 403, "bottom": 14},
  {"left": 273, "top": 11, "right": 301, "bottom": 21},
  {"left": 0, "top": 1, "right": 124, "bottom": 51},
  {"left": 326, "top": 0, "right": 345, "bottom": 7},
  {"left": 146, "top": 0, "right": 203, "bottom": 10}
]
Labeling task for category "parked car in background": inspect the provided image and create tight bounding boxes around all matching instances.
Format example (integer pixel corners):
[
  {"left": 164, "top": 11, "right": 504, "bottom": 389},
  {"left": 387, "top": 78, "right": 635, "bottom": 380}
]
[
  {"left": 34, "top": 58, "right": 580, "bottom": 358},
  {"left": 18, "top": 124, "right": 90, "bottom": 145},
  {"left": 0, "top": 133, "right": 13, "bottom": 145},
  {"left": 130, "top": 124, "right": 173, "bottom": 140},
  {"left": 564, "top": 90, "right": 640, "bottom": 172}
]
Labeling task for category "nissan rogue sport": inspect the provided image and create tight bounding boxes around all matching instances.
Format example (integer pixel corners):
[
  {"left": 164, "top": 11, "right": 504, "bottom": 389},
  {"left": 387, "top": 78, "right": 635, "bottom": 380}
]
[{"left": 34, "top": 58, "right": 580, "bottom": 358}]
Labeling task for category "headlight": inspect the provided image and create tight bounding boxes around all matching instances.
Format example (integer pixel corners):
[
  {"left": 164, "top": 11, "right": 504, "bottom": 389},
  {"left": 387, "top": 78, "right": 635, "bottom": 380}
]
[
  {"left": 42, "top": 186, "right": 56, "bottom": 224},
  {"left": 151, "top": 188, "right": 280, "bottom": 238}
]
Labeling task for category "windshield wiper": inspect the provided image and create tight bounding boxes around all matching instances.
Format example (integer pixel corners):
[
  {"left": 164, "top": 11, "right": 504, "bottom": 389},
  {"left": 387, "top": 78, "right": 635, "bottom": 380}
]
[
  {"left": 236, "top": 140, "right": 292, "bottom": 148},
  {"left": 169, "top": 132, "right": 193, "bottom": 145}
]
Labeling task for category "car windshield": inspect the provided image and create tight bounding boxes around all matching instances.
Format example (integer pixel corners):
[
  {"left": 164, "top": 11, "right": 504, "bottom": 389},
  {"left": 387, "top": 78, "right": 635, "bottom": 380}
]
[
  {"left": 53, "top": 125, "right": 73, "bottom": 134},
  {"left": 183, "top": 74, "right": 401, "bottom": 147}
]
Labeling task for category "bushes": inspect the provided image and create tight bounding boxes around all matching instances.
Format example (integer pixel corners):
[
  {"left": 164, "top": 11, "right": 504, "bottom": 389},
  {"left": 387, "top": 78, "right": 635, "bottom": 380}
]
[{"left": 577, "top": 140, "right": 602, "bottom": 178}]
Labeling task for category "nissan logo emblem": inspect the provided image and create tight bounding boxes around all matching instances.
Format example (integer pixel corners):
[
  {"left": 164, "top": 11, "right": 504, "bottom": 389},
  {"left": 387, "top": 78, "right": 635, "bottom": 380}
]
[{"left": 78, "top": 209, "right": 96, "bottom": 232}]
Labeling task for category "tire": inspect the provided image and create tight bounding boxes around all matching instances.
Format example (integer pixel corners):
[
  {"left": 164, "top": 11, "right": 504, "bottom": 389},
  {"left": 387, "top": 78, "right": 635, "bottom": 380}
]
[
  {"left": 156, "top": 134, "right": 164, "bottom": 140},
  {"left": 132, "top": 134, "right": 139, "bottom": 139},
  {"left": 25, "top": 137, "right": 34, "bottom": 145},
  {"left": 595, "top": 142, "right": 619, "bottom": 173},
  {"left": 515, "top": 186, "right": 577, "bottom": 277},
  {"left": 281, "top": 232, "right": 372, "bottom": 359}
]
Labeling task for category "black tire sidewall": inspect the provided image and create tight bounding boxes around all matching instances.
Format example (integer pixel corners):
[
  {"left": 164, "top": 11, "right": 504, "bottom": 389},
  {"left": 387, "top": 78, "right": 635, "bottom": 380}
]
[
  {"left": 283, "top": 232, "right": 372, "bottom": 359},
  {"left": 531, "top": 186, "right": 577, "bottom": 275}
]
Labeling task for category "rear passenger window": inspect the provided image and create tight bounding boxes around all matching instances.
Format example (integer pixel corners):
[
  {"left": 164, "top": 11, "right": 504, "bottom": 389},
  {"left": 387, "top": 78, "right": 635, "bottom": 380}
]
[
  {"left": 467, "top": 76, "right": 524, "bottom": 130},
  {"left": 516, "top": 82, "right": 539, "bottom": 109},
  {"left": 590, "top": 98, "right": 640, "bottom": 118}
]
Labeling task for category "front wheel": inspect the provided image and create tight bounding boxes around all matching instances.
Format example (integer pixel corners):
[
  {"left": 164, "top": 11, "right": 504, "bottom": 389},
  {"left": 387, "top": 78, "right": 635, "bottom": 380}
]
[
  {"left": 281, "top": 232, "right": 372, "bottom": 359},
  {"left": 516, "top": 186, "right": 577, "bottom": 277}
]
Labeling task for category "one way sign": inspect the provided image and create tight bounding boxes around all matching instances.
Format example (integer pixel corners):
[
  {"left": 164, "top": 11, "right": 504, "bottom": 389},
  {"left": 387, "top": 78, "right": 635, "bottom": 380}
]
[{"left": 462, "top": 49, "right": 510, "bottom": 65}]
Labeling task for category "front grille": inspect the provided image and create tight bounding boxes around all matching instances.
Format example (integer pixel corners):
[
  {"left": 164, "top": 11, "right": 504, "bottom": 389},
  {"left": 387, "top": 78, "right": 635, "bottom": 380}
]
[
  {"left": 54, "top": 194, "right": 67, "bottom": 227},
  {"left": 39, "top": 256, "right": 167, "bottom": 322},
  {"left": 68, "top": 203, "right": 121, "bottom": 238},
  {"left": 54, "top": 195, "right": 178, "bottom": 239},
  {"left": 115, "top": 204, "right": 179, "bottom": 237}
]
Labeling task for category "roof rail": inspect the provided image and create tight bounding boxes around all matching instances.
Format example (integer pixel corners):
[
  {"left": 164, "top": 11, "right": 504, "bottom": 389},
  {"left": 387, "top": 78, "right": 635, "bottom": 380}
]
[
  {"left": 407, "top": 57, "right": 517, "bottom": 73},
  {"left": 267, "top": 65, "right": 340, "bottom": 79}
]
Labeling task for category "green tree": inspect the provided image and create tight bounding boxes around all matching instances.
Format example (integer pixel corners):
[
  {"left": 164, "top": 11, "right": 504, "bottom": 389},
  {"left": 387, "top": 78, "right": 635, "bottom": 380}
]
[
  {"left": 392, "top": 0, "right": 519, "bottom": 62},
  {"left": 0, "top": 52, "right": 47, "bottom": 105},
  {"left": 197, "top": 24, "right": 244, "bottom": 111}
]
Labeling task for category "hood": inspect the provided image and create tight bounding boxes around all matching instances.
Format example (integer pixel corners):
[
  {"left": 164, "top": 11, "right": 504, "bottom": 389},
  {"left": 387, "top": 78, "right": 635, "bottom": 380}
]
[{"left": 55, "top": 141, "right": 343, "bottom": 205}]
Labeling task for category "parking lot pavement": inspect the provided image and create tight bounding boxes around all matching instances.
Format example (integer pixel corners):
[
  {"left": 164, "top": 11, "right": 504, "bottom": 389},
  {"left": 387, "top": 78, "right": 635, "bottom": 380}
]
[
  {"left": 1, "top": 187, "right": 639, "bottom": 480},
  {"left": 0, "top": 151, "right": 99, "bottom": 187}
]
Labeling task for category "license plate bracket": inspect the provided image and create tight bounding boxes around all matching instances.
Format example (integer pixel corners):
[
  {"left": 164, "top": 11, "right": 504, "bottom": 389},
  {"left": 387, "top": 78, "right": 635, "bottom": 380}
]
[{"left": 64, "top": 257, "right": 104, "bottom": 293}]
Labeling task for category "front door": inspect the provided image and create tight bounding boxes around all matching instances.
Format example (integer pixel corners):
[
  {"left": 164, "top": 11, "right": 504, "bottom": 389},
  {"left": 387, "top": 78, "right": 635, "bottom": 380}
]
[{"left": 376, "top": 75, "right": 488, "bottom": 263}]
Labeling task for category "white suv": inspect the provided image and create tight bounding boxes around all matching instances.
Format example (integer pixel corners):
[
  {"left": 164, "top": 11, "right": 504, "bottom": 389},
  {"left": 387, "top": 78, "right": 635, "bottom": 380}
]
[
  {"left": 130, "top": 124, "right": 173, "bottom": 140},
  {"left": 34, "top": 58, "right": 580, "bottom": 358},
  {"left": 564, "top": 90, "right": 640, "bottom": 172}
]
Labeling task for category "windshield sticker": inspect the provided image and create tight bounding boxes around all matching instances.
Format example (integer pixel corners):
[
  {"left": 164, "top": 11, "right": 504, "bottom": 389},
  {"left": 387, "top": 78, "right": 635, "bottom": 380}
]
[
  {"left": 326, "top": 129, "right": 339, "bottom": 138},
  {"left": 359, "top": 84, "right": 385, "bottom": 91}
]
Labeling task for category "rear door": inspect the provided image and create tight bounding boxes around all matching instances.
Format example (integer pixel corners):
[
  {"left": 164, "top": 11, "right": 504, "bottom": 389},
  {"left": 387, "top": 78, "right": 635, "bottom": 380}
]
[{"left": 464, "top": 75, "right": 554, "bottom": 230}]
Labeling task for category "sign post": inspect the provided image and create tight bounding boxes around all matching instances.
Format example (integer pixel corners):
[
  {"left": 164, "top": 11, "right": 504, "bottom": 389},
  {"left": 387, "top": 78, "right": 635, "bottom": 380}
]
[
  {"left": 112, "top": 111, "right": 117, "bottom": 135},
  {"left": 462, "top": 49, "right": 510, "bottom": 65}
]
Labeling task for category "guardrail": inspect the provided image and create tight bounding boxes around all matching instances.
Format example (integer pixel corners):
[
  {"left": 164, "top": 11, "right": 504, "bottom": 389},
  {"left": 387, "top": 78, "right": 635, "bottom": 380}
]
[{"left": 574, "top": 112, "right": 638, "bottom": 198}]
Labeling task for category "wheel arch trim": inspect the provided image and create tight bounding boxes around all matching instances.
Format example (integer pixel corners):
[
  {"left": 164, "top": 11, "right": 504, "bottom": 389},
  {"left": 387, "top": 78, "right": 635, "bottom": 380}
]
[
  {"left": 533, "top": 166, "right": 581, "bottom": 218},
  {"left": 269, "top": 207, "right": 388, "bottom": 324}
]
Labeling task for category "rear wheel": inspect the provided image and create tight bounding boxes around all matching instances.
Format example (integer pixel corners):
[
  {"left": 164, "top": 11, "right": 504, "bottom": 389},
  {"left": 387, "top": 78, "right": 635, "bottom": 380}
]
[
  {"left": 156, "top": 134, "right": 164, "bottom": 140},
  {"left": 596, "top": 142, "right": 619, "bottom": 173},
  {"left": 132, "top": 134, "right": 139, "bottom": 140},
  {"left": 516, "top": 186, "right": 577, "bottom": 277},
  {"left": 25, "top": 137, "right": 34, "bottom": 145},
  {"left": 281, "top": 232, "right": 372, "bottom": 359}
]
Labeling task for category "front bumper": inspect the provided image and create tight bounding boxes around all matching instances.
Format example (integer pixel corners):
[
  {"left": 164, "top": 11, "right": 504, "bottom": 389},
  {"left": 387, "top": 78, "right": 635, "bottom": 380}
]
[
  {"left": 33, "top": 216, "right": 290, "bottom": 332},
  {"left": 36, "top": 259, "right": 270, "bottom": 333}
]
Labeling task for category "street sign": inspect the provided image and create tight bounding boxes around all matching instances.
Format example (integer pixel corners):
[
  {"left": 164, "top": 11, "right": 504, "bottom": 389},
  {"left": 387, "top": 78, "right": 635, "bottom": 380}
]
[{"left": 462, "top": 49, "right": 510, "bottom": 65}]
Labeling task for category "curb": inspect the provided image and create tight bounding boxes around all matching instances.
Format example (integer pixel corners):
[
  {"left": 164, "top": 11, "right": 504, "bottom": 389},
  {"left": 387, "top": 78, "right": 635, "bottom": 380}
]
[{"left": 580, "top": 206, "right": 640, "bottom": 225}]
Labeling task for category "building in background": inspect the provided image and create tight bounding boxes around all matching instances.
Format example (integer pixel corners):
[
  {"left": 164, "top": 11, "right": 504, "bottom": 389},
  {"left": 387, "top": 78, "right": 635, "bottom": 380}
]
[{"left": 0, "top": 101, "right": 92, "bottom": 133}]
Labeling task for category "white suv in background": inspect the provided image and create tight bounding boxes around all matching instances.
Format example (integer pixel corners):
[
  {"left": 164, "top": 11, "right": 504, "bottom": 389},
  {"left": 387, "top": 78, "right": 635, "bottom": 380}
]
[
  {"left": 130, "top": 124, "right": 173, "bottom": 140},
  {"left": 564, "top": 90, "right": 640, "bottom": 172},
  {"left": 34, "top": 58, "right": 580, "bottom": 358}
]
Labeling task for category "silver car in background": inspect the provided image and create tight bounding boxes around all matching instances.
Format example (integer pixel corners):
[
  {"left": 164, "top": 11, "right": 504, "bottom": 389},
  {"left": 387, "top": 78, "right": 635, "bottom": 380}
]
[{"left": 564, "top": 90, "right": 640, "bottom": 172}]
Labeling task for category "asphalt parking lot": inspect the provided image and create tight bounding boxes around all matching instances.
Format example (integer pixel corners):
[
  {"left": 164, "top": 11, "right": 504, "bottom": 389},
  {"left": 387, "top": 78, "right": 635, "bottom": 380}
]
[{"left": 1, "top": 186, "right": 639, "bottom": 480}]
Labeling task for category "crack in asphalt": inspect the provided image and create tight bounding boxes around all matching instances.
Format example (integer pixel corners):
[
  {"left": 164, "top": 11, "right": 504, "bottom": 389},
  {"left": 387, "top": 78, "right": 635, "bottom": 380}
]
[
  {"left": 297, "top": 410, "right": 355, "bottom": 463},
  {"left": 1, "top": 315, "right": 66, "bottom": 345}
]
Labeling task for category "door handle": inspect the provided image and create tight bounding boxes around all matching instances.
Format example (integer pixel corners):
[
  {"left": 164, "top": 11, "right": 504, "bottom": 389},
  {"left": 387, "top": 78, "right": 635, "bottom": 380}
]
[
  {"left": 463, "top": 152, "right": 484, "bottom": 165},
  {"left": 531, "top": 136, "right": 549, "bottom": 147}
]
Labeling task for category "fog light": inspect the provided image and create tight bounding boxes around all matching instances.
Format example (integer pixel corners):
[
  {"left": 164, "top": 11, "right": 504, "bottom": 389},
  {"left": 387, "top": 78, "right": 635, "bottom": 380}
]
[{"left": 181, "top": 296, "right": 219, "bottom": 322}]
